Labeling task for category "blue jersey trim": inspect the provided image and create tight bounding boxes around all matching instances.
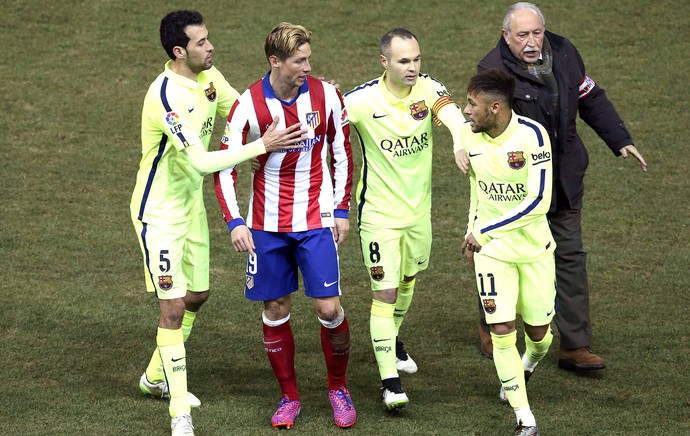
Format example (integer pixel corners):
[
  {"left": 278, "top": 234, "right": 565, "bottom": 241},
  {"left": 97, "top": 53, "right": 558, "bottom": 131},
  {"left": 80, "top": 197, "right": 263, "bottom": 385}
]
[
  {"left": 420, "top": 72, "right": 444, "bottom": 87},
  {"left": 140, "top": 223, "right": 157, "bottom": 297},
  {"left": 354, "top": 126, "right": 368, "bottom": 227},
  {"left": 480, "top": 168, "right": 546, "bottom": 234},
  {"left": 137, "top": 78, "right": 172, "bottom": 220},
  {"left": 262, "top": 71, "right": 309, "bottom": 106},
  {"left": 137, "top": 134, "right": 167, "bottom": 220},
  {"left": 518, "top": 118, "right": 544, "bottom": 147},
  {"left": 344, "top": 79, "right": 379, "bottom": 97},
  {"left": 161, "top": 76, "right": 189, "bottom": 147},
  {"left": 160, "top": 77, "right": 172, "bottom": 111}
]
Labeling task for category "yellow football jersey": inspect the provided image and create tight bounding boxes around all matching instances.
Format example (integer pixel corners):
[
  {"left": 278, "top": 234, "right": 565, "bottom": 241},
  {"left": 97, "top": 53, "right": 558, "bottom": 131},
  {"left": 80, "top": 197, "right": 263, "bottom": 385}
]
[
  {"left": 345, "top": 72, "right": 455, "bottom": 227},
  {"left": 463, "top": 112, "right": 555, "bottom": 262},
  {"left": 131, "top": 62, "right": 239, "bottom": 224}
]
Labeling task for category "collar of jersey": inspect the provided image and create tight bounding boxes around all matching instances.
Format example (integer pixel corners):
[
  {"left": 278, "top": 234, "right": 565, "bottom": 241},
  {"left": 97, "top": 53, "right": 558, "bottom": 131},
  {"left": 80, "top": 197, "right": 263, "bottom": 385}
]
[
  {"left": 262, "top": 71, "right": 309, "bottom": 105},
  {"left": 378, "top": 72, "right": 417, "bottom": 106},
  {"left": 164, "top": 61, "right": 207, "bottom": 90}
]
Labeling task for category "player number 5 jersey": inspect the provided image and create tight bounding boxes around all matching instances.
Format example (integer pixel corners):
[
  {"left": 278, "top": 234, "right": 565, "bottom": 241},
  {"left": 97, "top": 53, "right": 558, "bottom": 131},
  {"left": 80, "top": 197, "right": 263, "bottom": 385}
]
[{"left": 130, "top": 63, "right": 239, "bottom": 224}]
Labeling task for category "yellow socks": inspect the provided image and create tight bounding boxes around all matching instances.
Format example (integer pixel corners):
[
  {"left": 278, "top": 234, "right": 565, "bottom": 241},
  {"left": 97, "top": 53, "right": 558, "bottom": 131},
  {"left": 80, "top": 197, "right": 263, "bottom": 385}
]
[
  {"left": 491, "top": 331, "right": 528, "bottom": 410},
  {"left": 370, "top": 299, "right": 397, "bottom": 379},
  {"left": 157, "top": 327, "right": 189, "bottom": 418},
  {"left": 394, "top": 279, "right": 415, "bottom": 335},
  {"left": 524, "top": 326, "right": 552, "bottom": 372},
  {"left": 146, "top": 310, "right": 197, "bottom": 382},
  {"left": 181, "top": 310, "right": 197, "bottom": 342}
]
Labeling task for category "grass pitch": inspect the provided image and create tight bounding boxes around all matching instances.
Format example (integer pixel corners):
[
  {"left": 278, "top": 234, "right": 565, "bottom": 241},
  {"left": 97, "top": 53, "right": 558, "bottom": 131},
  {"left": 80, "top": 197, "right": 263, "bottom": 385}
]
[{"left": 1, "top": 0, "right": 688, "bottom": 434}]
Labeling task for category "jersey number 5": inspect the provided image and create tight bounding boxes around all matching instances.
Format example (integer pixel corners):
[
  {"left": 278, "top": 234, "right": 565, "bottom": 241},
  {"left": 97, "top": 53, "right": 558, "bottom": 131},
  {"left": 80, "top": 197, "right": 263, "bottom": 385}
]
[{"left": 159, "top": 250, "right": 171, "bottom": 273}]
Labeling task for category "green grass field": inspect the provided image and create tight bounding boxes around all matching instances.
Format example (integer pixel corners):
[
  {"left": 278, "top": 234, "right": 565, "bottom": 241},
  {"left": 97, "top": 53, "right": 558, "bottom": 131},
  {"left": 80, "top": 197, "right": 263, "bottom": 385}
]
[{"left": 2, "top": 0, "right": 689, "bottom": 434}]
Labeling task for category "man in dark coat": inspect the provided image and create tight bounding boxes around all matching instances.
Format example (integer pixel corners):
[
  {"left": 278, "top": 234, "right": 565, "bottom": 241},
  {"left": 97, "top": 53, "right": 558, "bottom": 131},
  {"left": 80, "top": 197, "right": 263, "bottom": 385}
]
[{"left": 473, "top": 2, "right": 646, "bottom": 372}]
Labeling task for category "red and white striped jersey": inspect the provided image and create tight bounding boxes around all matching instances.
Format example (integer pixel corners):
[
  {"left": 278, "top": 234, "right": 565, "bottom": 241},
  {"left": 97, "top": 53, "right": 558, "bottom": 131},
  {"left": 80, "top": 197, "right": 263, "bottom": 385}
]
[{"left": 214, "top": 74, "right": 353, "bottom": 233}]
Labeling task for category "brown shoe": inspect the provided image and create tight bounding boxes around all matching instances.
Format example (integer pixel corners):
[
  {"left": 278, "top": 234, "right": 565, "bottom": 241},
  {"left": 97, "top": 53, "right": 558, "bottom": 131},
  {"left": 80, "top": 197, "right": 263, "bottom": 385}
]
[
  {"left": 558, "top": 347, "right": 606, "bottom": 371},
  {"left": 477, "top": 324, "right": 493, "bottom": 359}
]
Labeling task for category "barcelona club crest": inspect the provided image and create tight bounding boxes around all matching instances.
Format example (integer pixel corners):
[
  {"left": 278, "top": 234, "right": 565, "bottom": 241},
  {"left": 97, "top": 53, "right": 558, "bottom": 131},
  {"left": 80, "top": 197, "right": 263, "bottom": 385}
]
[
  {"left": 483, "top": 298, "right": 496, "bottom": 314},
  {"left": 507, "top": 151, "right": 526, "bottom": 170},
  {"left": 305, "top": 111, "right": 321, "bottom": 129},
  {"left": 205, "top": 82, "right": 217, "bottom": 102},
  {"left": 158, "top": 275, "right": 173, "bottom": 290},
  {"left": 370, "top": 266, "right": 385, "bottom": 281},
  {"left": 409, "top": 100, "right": 429, "bottom": 120}
]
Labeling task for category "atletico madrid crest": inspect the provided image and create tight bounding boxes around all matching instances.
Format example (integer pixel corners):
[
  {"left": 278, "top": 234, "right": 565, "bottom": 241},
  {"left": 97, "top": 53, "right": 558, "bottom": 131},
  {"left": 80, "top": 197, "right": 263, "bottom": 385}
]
[
  {"left": 409, "top": 100, "right": 429, "bottom": 120},
  {"left": 158, "top": 275, "right": 173, "bottom": 290},
  {"left": 483, "top": 298, "right": 496, "bottom": 314},
  {"left": 205, "top": 82, "right": 217, "bottom": 102},
  {"left": 507, "top": 151, "right": 526, "bottom": 170},
  {"left": 305, "top": 111, "right": 321, "bottom": 129},
  {"left": 370, "top": 266, "right": 385, "bottom": 281}
]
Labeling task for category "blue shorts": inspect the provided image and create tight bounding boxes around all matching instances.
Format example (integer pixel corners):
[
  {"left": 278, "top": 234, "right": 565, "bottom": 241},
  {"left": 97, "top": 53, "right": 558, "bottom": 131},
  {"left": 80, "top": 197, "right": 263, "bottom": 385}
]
[{"left": 244, "top": 228, "right": 342, "bottom": 301}]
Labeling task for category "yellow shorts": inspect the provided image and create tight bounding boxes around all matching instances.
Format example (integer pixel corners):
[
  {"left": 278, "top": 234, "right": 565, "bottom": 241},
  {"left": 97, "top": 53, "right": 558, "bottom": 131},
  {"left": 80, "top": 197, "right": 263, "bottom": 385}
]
[
  {"left": 474, "top": 252, "right": 556, "bottom": 326},
  {"left": 132, "top": 209, "right": 210, "bottom": 300},
  {"left": 358, "top": 216, "right": 431, "bottom": 291}
]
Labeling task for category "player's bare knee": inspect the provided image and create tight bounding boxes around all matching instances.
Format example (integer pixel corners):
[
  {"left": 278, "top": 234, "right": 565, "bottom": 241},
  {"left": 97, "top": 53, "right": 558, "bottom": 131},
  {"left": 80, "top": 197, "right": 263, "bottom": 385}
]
[
  {"left": 158, "top": 298, "right": 186, "bottom": 328},
  {"left": 314, "top": 297, "right": 341, "bottom": 321},
  {"left": 263, "top": 297, "right": 291, "bottom": 320},
  {"left": 185, "top": 290, "right": 209, "bottom": 311},
  {"left": 489, "top": 321, "right": 516, "bottom": 337},
  {"left": 373, "top": 288, "right": 397, "bottom": 304},
  {"left": 524, "top": 323, "right": 549, "bottom": 342}
]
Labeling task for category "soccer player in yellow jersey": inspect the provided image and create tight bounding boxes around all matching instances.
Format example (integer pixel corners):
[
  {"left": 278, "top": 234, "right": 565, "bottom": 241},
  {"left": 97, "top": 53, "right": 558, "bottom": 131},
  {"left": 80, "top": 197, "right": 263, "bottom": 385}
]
[
  {"left": 130, "top": 10, "right": 304, "bottom": 435},
  {"left": 460, "top": 69, "right": 555, "bottom": 436},
  {"left": 344, "top": 28, "right": 467, "bottom": 409}
]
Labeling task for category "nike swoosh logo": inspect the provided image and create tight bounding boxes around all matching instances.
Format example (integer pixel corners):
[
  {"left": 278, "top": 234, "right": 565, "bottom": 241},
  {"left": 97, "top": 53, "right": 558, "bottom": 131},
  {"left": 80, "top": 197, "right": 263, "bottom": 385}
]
[
  {"left": 323, "top": 280, "right": 337, "bottom": 287},
  {"left": 263, "top": 340, "right": 282, "bottom": 345},
  {"left": 546, "top": 310, "right": 554, "bottom": 316},
  {"left": 188, "top": 107, "right": 194, "bottom": 113},
  {"left": 372, "top": 114, "right": 388, "bottom": 119},
  {"left": 469, "top": 152, "right": 482, "bottom": 157},
  {"left": 500, "top": 376, "right": 516, "bottom": 383},
  {"left": 172, "top": 357, "right": 185, "bottom": 362},
  {"left": 417, "top": 259, "right": 427, "bottom": 265},
  {"left": 373, "top": 338, "right": 390, "bottom": 343}
]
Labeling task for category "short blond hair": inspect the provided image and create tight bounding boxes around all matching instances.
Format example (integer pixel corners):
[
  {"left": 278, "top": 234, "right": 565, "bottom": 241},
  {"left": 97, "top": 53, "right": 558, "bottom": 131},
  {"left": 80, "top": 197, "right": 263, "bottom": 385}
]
[{"left": 264, "top": 22, "right": 312, "bottom": 61}]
